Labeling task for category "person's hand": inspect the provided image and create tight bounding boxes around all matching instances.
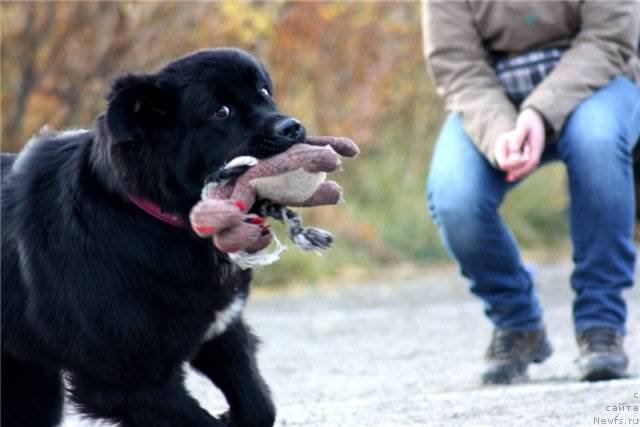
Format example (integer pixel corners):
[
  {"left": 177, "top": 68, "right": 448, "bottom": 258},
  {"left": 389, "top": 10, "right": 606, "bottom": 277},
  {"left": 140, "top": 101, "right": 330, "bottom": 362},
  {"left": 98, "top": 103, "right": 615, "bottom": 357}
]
[
  {"left": 494, "top": 108, "right": 546, "bottom": 182},
  {"left": 494, "top": 129, "right": 529, "bottom": 176}
]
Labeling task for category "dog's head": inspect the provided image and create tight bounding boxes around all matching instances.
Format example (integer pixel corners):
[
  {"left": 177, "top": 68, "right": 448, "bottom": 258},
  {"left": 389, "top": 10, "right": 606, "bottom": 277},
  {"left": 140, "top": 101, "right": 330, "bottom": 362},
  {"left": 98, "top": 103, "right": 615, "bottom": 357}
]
[{"left": 101, "top": 48, "right": 305, "bottom": 213}]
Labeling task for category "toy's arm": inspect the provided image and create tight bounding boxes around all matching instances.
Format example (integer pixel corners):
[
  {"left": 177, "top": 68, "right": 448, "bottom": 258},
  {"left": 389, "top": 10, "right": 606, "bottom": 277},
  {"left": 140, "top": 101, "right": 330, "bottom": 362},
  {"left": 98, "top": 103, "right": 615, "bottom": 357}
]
[
  {"left": 226, "top": 141, "right": 356, "bottom": 208},
  {"left": 294, "top": 180, "right": 342, "bottom": 207},
  {"left": 304, "top": 136, "right": 360, "bottom": 158}
]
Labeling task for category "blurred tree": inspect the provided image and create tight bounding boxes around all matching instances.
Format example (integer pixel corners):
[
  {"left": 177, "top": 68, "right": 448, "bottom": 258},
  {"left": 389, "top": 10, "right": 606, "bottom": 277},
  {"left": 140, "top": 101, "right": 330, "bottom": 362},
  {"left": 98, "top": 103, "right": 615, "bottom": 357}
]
[
  {"left": 1, "top": 1, "right": 285, "bottom": 150},
  {"left": 1, "top": 1, "right": 433, "bottom": 152},
  {"left": 3, "top": 2, "right": 179, "bottom": 149}
]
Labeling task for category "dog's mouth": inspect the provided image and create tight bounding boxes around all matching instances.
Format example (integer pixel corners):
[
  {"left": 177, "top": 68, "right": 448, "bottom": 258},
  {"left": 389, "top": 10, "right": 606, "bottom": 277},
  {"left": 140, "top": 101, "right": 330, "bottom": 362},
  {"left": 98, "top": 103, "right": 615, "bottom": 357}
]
[
  {"left": 250, "top": 119, "right": 307, "bottom": 159},
  {"left": 196, "top": 125, "right": 307, "bottom": 207},
  {"left": 204, "top": 156, "right": 258, "bottom": 186},
  {"left": 200, "top": 133, "right": 304, "bottom": 187},
  {"left": 251, "top": 137, "right": 299, "bottom": 159}
]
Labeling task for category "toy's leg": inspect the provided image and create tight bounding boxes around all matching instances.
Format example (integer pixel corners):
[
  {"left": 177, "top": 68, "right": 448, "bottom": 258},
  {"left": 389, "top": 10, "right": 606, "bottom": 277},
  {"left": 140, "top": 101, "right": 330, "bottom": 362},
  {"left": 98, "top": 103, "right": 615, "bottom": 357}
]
[
  {"left": 1, "top": 353, "right": 64, "bottom": 427},
  {"left": 190, "top": 200, "right": 246, "bottom": 237},
  {"left": 298, "top": 181, "right": 342, "bottom": 207},
  {"left": 191, "top": 199, "right": 271, "bottom": 252},
  {"left": 191, "top": 320, "right": 276, "bottom": 427},
  {"left": 215, "top": 221, "right": 272, "bottom": 253}
]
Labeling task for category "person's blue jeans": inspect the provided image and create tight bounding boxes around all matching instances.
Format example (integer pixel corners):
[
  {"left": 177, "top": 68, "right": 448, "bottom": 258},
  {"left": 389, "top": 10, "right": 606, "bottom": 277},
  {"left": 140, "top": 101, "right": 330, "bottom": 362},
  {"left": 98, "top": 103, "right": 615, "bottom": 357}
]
[{"left": 427, "top": 76, "right": 640, "bottom": 334}]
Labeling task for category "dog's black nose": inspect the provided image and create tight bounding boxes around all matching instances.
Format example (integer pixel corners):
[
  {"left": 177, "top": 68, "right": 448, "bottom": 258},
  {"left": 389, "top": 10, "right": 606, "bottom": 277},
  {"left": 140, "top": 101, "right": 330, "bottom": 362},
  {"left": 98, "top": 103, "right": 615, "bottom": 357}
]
[{"left": 274, "top": 118, "right": 305, "bottom": 142}]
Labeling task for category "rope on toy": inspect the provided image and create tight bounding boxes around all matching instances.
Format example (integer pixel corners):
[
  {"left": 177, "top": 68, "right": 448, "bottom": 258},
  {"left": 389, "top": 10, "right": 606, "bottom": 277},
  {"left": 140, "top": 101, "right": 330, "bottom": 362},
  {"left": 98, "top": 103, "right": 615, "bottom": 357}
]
[
  {"left": 229, "top": 232, "right": 286, "bottom": 270},
  {"left": 228, "top": 203, "right": 332, "bottom": 270},
  {"left": 259, "top": 203, "right": 333, "bottom": 253}
]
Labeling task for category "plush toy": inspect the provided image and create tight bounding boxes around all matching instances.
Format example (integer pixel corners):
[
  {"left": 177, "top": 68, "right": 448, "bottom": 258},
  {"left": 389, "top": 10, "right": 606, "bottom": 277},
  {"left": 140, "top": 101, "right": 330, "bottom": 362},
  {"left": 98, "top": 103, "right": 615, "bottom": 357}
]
[{"left": 189, "top": 136, "right": 359, "bottom": 267}]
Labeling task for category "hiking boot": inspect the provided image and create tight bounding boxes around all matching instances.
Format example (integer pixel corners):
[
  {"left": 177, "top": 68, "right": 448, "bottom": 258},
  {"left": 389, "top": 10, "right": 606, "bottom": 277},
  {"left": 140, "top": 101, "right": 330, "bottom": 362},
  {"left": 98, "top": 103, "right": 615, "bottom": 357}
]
[
  {"left": 577, "top": 327, "right": 628, "bottom": 381},
  {"left": 482, "top": 328, "right": 552, "bottom": 385}
]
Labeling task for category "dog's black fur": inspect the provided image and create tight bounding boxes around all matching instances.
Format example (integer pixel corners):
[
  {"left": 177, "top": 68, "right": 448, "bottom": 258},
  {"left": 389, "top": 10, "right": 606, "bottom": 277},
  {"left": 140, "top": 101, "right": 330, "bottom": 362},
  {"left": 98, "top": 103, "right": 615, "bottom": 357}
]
[{"left": 1, "top": 48, "right": 306, "bottom": 427}]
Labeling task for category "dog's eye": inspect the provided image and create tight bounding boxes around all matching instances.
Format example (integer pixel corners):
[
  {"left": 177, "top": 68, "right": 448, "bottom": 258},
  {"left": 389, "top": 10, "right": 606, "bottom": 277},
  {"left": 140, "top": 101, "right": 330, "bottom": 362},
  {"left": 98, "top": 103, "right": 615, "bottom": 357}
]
[
  {"left": 214, "top": 106, "right": 230, "bottom": 119},
  {"left": 260, "top": 87, "right": 270, "bottom": 97}
]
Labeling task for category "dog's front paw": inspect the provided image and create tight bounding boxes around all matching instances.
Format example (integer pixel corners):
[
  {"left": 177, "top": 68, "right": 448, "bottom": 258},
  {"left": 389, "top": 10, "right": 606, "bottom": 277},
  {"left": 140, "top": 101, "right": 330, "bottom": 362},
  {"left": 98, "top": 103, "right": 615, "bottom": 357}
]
[{"left": 217, "top": 410, "right": 240, "bottom": 427}]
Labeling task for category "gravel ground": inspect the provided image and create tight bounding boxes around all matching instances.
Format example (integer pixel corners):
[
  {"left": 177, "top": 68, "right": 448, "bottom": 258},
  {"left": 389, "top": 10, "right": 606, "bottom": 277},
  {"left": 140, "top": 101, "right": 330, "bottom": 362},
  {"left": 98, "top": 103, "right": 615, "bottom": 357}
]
[{"left": 63, "top": 260, "right": 640, "bottom": 427}]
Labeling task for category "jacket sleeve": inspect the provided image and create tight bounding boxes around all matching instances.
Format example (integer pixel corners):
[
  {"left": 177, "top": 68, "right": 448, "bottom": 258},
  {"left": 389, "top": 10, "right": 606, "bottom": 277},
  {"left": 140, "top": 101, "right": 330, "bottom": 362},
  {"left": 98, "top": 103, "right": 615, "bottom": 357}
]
[
  {"left": 521, "top": 1, "right": 640, "bottom": 135},
  {"left": 422, "top": 1, "right": 517, "bottom": 165}
]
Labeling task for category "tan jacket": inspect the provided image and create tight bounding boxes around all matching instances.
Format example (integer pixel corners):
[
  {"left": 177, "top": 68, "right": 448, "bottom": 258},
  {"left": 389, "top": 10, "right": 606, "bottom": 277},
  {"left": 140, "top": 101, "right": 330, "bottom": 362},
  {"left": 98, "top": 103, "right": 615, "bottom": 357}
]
[{"left": 422, "top": 1, "right": 640, "bottom": 164}]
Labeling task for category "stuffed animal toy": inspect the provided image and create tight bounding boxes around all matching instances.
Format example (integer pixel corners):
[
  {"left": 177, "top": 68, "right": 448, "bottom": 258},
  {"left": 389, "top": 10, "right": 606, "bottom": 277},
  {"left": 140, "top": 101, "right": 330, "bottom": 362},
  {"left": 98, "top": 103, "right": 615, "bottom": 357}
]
[{"left": 189, "top": 136, "right": 359, "bottom": 267}]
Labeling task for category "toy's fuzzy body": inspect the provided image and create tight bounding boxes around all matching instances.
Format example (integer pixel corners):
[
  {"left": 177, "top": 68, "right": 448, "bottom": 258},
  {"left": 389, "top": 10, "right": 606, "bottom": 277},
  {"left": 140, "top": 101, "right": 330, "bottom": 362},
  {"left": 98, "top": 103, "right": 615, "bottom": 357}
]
[
  {"left": 250, "top": 168, "right": 329, "bottom": 204},
  {"left": 190, "top": 136, "right": 359, "bottom": 254}
]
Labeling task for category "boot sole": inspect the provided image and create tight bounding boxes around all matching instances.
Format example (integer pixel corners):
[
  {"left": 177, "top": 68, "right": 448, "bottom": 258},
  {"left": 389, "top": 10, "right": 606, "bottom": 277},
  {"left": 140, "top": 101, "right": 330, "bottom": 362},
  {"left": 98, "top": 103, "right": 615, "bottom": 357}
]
[
  {"left": 482, "top": 370, "right": 528, "bottom": 385},
  {"left": 579, "top": 355, "right": 628, "bottom": 382},
  {"left": 530, "top": 339, "right": 553, "bottom": 364},
  {"left": 581, "top": 367, "right": 627, "bottom": 382}
]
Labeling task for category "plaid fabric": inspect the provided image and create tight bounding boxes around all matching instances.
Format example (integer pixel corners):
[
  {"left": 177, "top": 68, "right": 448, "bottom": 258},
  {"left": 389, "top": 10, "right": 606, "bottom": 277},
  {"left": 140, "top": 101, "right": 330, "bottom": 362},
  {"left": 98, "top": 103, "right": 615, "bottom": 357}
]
[{"left": 494, "top": 48, "right": 565, "bottom": 105}]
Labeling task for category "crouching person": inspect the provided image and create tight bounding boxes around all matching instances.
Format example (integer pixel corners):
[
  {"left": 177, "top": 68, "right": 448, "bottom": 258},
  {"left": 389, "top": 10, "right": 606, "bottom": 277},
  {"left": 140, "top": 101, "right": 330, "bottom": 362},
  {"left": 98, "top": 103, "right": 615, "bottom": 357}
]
[{"left": 422, "top": 1, "right": 640, "bottom": 384}]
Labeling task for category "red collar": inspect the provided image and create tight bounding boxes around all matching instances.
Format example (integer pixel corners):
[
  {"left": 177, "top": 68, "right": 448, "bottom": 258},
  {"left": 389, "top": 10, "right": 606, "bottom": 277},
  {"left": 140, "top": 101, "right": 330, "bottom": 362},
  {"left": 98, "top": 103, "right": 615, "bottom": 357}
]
[{"left": 127, "top": 194, "right": 188, "bottom": 229}]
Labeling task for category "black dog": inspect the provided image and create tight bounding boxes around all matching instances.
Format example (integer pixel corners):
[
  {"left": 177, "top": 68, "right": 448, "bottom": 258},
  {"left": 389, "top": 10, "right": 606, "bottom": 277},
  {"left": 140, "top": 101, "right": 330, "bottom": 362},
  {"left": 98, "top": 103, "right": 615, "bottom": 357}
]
[{"left": 1, "top": 48, "right": 306, "bottom": 427}]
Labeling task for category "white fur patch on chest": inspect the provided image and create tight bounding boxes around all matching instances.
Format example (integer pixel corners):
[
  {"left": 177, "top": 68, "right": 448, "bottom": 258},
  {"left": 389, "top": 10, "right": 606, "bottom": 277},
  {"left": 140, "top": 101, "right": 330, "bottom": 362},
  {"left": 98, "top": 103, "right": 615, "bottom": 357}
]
[
  {"left": 203, "top": 296, "right": 246, "bottom": 341},
  {"left": 249, "top": 168, "right": 326, "bottom": 203}
]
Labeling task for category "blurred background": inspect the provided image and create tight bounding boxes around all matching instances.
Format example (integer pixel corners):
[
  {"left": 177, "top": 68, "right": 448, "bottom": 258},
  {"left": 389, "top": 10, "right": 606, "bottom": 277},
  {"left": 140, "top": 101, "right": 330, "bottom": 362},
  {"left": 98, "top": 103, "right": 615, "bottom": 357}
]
[{"left": 1, "top": 1, "right": 572, "bottom": 286}]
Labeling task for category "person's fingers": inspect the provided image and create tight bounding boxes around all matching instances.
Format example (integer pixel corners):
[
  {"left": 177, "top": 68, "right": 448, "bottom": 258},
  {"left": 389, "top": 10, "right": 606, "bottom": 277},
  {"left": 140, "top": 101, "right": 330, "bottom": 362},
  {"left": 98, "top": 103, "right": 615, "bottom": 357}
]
[
  {"left": 528, "top": 120, "right": 546, "bottom": 157},
  {"left": 506, "top": 159, "right": 538, "bottom": 182},
  {"left": 494, "top": 133, "right": 512, "bottom": 169},
  {"left": 505, "top": 140, "right": 542, "bottom": 182},
  {"left": 501, "top": 149, "right": 530, "bottom": 170},
  {"left": 510, "top": 122, "right": 527, "bottom": 154},
  {"left": 518, "top": 108, "right": 545, "bottom": 158},
  {"left": 506, "top": 155, "right": 535, "bottom": 182},
  {"left": 520, "top": 108, "right": 546, "bottom": 146}
]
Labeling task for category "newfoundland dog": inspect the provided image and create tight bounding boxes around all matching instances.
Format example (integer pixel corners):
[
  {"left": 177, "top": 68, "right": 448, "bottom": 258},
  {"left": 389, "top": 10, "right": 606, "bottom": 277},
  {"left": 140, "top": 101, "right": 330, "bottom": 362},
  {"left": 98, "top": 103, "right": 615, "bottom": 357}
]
[{"left": 1, "top": 48, "right": 306, "bottom": 427}]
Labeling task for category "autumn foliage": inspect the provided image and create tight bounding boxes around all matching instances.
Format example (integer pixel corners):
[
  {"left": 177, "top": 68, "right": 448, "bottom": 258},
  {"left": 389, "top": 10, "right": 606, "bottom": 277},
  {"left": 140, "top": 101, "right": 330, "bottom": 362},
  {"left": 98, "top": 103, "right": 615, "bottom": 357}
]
[{"left": 1, "top": 2, "right": 437, "bottom": 151}]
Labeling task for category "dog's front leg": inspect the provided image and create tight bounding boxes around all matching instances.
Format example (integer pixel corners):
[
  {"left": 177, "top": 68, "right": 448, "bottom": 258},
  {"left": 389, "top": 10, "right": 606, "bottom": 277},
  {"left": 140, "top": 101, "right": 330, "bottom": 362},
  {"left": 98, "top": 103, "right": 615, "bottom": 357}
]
[
  {"left": 68, "top": 372, "right": 225, "bottom": 427},
  {"left": 191, "top": 320, "right": 276, "bottom": 427}
]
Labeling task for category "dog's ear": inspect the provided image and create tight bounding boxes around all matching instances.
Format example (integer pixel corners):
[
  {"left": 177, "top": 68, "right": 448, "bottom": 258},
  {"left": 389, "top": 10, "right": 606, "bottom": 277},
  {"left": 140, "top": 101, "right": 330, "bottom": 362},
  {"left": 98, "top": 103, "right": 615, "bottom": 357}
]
[{"left": 105, "top": 73, "right": 177, "bottom": 144}]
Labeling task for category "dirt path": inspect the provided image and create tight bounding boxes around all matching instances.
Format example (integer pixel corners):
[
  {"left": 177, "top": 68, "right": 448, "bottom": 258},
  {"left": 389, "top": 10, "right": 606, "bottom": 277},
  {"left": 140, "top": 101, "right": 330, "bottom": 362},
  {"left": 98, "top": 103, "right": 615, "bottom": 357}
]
[{"left": 63, "top": 260, "right": 640, "bottom": 426}]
